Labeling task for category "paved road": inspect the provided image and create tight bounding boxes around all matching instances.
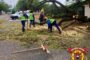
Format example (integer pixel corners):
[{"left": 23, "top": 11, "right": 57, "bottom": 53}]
[
  {"left": 0, "top": 40, "right": 70, "bottom": 60},
  {"left": 0, "top": 40, "right": 89, "bottom": 60},
  {"left": 0, "top": 40, "right": 25, "bottom": 60},
  {"left": 10, "top": 50, "right": 70, "bottom": 60},
  {"left": 0, "top": 14, "right": 10, "bottom": 20}
]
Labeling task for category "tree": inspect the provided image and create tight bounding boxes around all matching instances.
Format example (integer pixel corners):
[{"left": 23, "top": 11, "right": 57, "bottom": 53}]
[
  {"left": 0, "top": 2, "right": 9, "bottom": 12},
  {"left": 84, "top": 0, "right": 90, "bottom": 6},
  {"left": 16, "top": 0, "right": 40, "bottom": 11}
]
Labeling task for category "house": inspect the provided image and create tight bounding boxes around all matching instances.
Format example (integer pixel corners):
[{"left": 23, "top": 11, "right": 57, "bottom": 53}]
[{"left": 84, "top": 4, "right": 90, "bottom": 18}]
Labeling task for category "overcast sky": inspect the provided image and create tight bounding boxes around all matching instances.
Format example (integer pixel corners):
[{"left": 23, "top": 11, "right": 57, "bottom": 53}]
[
  {"left": 4, "top": 0, "right": 18, "bottom": 8},
  {"left": 4, "top": 0, "right": 66, "bottom": 8}
]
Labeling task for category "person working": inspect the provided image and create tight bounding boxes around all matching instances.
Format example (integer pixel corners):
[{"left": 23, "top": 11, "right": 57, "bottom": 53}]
[
  {"left": 29, "top": 11, "right": 35, "bottom": 28},
  {"left": 19, "top": 11, "right": 27, "bottom": 32},
  {"left": 47, "top": 17, "right": 62, "bottom": 34}
]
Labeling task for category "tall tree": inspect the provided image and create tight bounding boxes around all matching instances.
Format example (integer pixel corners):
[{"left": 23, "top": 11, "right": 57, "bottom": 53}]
[
  {"left": 0, "top": 2, "right": 9, "bottom": 12},
  {"left": 16, "top": 0, "right": 40, "bottom": 11}
]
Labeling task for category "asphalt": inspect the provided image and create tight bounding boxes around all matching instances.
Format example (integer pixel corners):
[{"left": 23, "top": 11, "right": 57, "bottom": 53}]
[{"left": 0, "top": 40, "right": 70, "bottom": 60}]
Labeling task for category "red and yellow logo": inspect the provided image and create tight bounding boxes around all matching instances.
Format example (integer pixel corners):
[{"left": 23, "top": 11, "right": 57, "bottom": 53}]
[{"left": 68, "top": 48, "right": 88, "bottom": 60}]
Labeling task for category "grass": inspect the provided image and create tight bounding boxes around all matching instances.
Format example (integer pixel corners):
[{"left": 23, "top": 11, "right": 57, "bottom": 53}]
[
  {"left": 0, "top": 18, "right": 90, "bottom": 59},
  {"left": 0, "top": 27, "right": 89, "bottom": 49},
  {"left": 0, "top": 20, "right": 6, "bottom": 24},
  {"left": 0, "top": 20, "right": 6, "bottom": 29},
  {"left": 0, "top": 19, "right": 90, "bottom": 50}
]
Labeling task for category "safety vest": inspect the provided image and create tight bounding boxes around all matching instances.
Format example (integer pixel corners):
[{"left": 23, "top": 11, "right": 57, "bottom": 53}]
[
  {"left": 20, "top": 15, "right": 26, "bottom": 21},
  {"left": 50, "top": 19, "right": 55, "bottom": 24},
  {"left": 29, "top": 13, "right": 34, "bottom": 20}
]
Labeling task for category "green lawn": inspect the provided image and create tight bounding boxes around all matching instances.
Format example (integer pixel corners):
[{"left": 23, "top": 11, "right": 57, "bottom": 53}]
[
  {"left": 0, "top": 19, "right": 90, "bottom": 59},
  {"left": 0, "top": 19, "right": 90, "bottom": 50}
]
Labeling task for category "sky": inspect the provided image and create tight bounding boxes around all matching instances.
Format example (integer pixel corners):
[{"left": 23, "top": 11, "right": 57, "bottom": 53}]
[
  {"left": 3, "top": 0, "right": 66, "bottom": 8},
  {"left": 3, "top": 0, "right": 18, "bottom": 8}
]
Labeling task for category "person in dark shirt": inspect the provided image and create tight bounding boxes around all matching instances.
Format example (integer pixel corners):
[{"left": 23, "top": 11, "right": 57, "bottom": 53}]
[{"left": 39, "top": 12, "right": 45, "bottom": 25}]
